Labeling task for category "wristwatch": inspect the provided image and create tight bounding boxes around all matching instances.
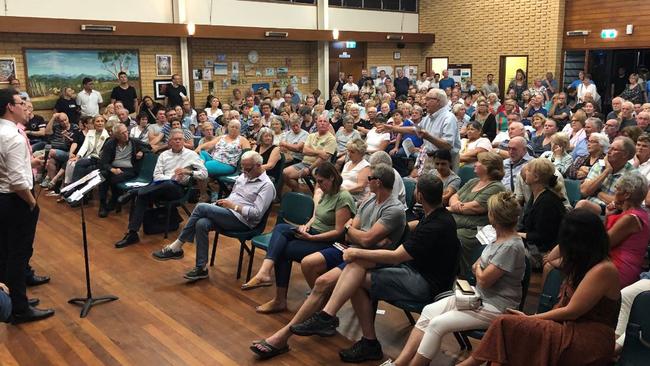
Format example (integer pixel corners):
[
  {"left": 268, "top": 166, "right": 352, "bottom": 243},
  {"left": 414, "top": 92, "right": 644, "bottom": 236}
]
[{"left": 344, "top": 222, "right": 352, "bottom": 234}]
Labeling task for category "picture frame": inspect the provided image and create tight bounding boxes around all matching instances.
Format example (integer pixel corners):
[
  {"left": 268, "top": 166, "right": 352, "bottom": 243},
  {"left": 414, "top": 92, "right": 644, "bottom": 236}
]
[
  {"left": 0, "top": 57, "right": 16, "bottom": 83},
  {"left": 393, "top": 51, "right": 401, "bottom": 60},
  {"left": 156, "top": 54, "right": 172, "bottom": 77},
  {"left": 153, "top": 79, "right": 172, "bottom": 100}
]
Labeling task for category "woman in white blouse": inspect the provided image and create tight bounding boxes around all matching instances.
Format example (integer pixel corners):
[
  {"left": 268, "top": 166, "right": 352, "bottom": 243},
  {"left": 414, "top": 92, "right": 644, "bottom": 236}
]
[
  {"left": 459, "top": 121, "right": 492, "bottom": 167},
  {"left": 340, "top": 138, "right": 371, "bottom": 203},
  {"left": 204, "top": 96, "right": 223, "bottom": 123},
  {"left": 365, "top": 115, "right": 390, "bottom": 155}
]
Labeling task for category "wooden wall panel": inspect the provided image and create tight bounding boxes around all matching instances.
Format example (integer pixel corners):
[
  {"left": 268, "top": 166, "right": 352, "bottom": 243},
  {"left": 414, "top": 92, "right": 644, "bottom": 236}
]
[{"left": 563, "top": 0, "right": 650, "bottom": 49}]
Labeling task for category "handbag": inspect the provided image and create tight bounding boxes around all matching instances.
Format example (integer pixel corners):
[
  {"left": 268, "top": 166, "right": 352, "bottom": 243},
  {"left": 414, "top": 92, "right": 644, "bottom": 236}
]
[
  {"left": 454, "top": 280, "right": 482, "bottom": 311},
  {"left": 143, "top": 206, "right": 183, "bottom": 235}
]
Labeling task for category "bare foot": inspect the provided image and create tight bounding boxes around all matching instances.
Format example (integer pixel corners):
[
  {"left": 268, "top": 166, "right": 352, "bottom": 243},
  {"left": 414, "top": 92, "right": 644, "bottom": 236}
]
[{"left": 256, "top": 298, "right": 287, "bottom": 314}]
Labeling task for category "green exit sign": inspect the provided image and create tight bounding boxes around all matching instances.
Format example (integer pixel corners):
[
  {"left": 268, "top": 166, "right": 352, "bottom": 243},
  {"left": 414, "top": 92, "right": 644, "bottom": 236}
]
[
  {"left": 601, "top": 29, "right": 618, "bottom": 39},
  {"left": 345, "top": 41, "right": 357, "bottom": 48}
]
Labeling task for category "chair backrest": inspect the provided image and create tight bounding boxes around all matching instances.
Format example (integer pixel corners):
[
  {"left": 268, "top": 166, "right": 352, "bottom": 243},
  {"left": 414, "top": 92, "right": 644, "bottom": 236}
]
[
  {"left": 404, "top": 178, "right": 417, "bottom": 211},
  {"left": 466, "top": 245, "right": 486, "bottom": 285},
  {"left": 458, "top": 165, "right": 477, "bottom": 188},
  {"left": 277, "top": 192, "right": 314, "bottom": 227},
  {"left": 251, "top": 203, "right": 275, "bottom": 234},
  {"left": 564, "top": 179, "right": 582, "bottom": 207},
  {"left": 619, "top": 290, "right": 650, "bottom": 366},
  {"left": 139, "top": 153, "right": 159, "bottom": 182},
  {"left": 537, "top": 268, "right": 564, "bottom": 313},
  {"left": 519, "top": 256, "right": 532, "bottom": 311}
]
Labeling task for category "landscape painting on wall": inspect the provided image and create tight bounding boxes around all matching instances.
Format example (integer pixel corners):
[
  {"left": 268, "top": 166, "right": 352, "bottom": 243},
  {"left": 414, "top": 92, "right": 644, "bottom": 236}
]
[{"left": 24, "top": 49, "right": 141, "bottom": 110}]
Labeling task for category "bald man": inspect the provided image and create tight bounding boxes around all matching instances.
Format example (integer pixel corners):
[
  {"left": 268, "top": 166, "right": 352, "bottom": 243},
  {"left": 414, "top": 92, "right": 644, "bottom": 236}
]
[
  {"left": 493, "top": 122, "right": 534, "bottom": 158},
  {"left": 501, "top": 136, "right": 532, "bottom": 191}
]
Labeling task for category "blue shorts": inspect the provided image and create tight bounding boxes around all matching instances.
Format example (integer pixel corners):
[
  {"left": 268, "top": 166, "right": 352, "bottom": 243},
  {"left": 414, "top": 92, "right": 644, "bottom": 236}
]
[
  {"left": 53, "top": 149, "right": 70, "bottom": 164},
  {"left": 319, "top": 246, "right": 345, "bottom": 270}
]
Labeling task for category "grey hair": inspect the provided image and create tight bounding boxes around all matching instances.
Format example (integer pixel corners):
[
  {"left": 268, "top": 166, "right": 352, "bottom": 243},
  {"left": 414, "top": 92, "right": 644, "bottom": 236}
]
[
  {"left": 585, "top": 117, "right": 603, "bottom": 132},
  {"left": 369, "top": 150, "right": 392, "bottom": 166},
  {"left": 614, "top": 136, "right": 637, "bottom": 159},
  {"left": 228, "top": 119, "right": 241, "bottom": 128},
  {"left": 429, "top": 88, "right": 448, "bottom": 106},
  {"left": 452, "top": 103, "right": 466, "bottom": 114},
  {"left": 112, "top": 123, "right": 126, "bottom": 134},
  {"left": 241, "top": 150, "right": 263, "bottom": 165},
  {"left": 257, "top": 127, "right": 273, "bottom": 145},
  {"left": 589, "top": 132, "right": 610, "bottom": 152},
  {"left": 616, "top": 172, "right": 648, "bottom": 206},
  {"left": 370, "top": 163, "right": 395, "bottom": 190},
  {"left": 412, "top": 105, "right": 424, "bottom": 115},
  {"left": 169, "top": 128, "right": 184, "bottom": 139},
  {"left": 343, "top": 115, "right": 355, "bottom": 124}
]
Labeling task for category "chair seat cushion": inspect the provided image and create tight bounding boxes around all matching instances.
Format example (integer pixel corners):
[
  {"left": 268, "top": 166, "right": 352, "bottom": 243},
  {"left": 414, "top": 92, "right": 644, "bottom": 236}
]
[
  {"left": 389, "top": 300, "right": 427, "bottom": 313},
  {"left": 463, "top": 329, "right": 486, "bottom": 339},
  {"left": 252, "top": 233, "right": 272, "bottom": 250}
]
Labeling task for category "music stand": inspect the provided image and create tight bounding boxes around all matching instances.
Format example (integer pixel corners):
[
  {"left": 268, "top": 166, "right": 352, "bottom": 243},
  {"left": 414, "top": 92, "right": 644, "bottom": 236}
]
[{"left": 61, "top": 169, "right": 118, "bottom": 318}]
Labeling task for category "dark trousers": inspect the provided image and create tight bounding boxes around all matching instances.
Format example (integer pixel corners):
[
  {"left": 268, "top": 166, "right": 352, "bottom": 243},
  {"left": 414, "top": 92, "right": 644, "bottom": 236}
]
[
  {"left": 71, "top": 157, "right": 98, "bottom": 182},
  {"left": 267, "top": 223, "right": 332, "bottom": 288},
  {"left": 128, "top": 181, "right": 184, "bottom": 232},
  {"left": 0, "top": 193, "right": 39, "bottom": 314},
  {"left": 98, "top": 168, "right": 137, "bottom": 207}
]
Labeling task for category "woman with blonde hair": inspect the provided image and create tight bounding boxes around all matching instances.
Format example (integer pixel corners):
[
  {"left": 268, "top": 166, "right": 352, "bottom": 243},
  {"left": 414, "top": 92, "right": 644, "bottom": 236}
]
[
  {"left": 562, "top": 109, "right": 587, "bottom": 150},
  {"left": 340, "top": 138, "right": 371, "bottom": 203},
  {"left": 518, "top": 158, "right": 566, "bottom": 255},
  {"left": 390, "top": 191, "right": 526, "bottom": 366},
  {"left": 540, "top": 132, "right": 572, "bottom": 175}
]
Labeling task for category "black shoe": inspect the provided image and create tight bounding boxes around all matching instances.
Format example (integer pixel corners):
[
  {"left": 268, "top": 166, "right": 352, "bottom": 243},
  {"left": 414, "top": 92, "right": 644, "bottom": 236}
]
[
  {"left": 11, "top": 306, "right": 55, "bottom": 324},
  {"left": 106, "top": 201, "right": 115, "bottom": 212},
  {"left": 28, "top": 298, "right": 40, "bottom": 307},
  {"left": 114, "top": 203, "right": 122, "bottom": 214},
  {"left": 26, "top": 274, "right": 50, "bottom": 287},
  {"left": 152, "top": 247, "right": 184, "bottom": 261},
  {"left": 117, "top": 191, "right": 136, "bottom": 205},
  {"left": 183, "top": 266, "right": 208, "bottom": 281},
  {"left": 289, "top": 311, "right": 339, "bottom": 337},
  {"left": 339, "top": 338, "right": 383, "bottom": 363},
  {"left": 115, "top": 231, "right": 139, "bottom": 248},
  {"left": 98, "top": 207, "right": 109, "bottom": 218}
]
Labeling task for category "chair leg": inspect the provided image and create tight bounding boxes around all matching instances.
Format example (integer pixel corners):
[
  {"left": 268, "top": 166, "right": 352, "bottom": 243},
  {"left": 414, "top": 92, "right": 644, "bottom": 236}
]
[
  {"left": 164, "top": 205, "right": 171, "bottom": 239},
  {"left": 404, "top": 310, "right": 416, "bottom": 326},
  {"left": 463, "top": 333, "right": 472, "bottom": 351},
  {"left": 236, "top": 239, "right": 246, "bottom": 280},
  {"left": 453, "top": 332, "right": 467, "bottom": 350},
  {"left": 210, "top": 232, "right": 219, "bottom": 267},
  {"left": 181, "top": 204, "right": 191, "bottom": 216},
  {"left": 244, "top": 245, "right": 256, "bottom": 282}
]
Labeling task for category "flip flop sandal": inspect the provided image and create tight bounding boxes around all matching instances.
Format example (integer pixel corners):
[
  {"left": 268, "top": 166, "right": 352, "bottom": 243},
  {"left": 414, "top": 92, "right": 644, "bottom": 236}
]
[
  {"left": 249, "top": 340, "right": 289, "bottom": 360},
  {"left": 241, "top": 277, "right": 273, "bottom": 291}
]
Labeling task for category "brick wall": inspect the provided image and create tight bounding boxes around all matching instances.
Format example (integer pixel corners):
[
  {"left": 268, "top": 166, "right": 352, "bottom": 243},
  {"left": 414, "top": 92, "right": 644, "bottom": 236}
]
[
  {"left": 189, "top": 39, "right": 319, "bottom": 107},
  {"left": 367, "top": 42, "right": 425, "bottom": 79},
  {"left": 419, "top": 0, "right": 565, "bottom": 87},
  {"left": 0, "top": 33, "right": 181, "bottom": 116}
]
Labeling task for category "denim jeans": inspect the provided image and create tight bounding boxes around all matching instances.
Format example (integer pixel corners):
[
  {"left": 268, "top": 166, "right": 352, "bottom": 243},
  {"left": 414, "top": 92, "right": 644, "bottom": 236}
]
[
  {"left": 267, "top": 223, "right": 333, "bottom": 288},
  {"left": 178, "top": 203, "right": 249, "bottom": 268},
  {"left": 0, "top": 290, "right": 11, "bottom": 322}
]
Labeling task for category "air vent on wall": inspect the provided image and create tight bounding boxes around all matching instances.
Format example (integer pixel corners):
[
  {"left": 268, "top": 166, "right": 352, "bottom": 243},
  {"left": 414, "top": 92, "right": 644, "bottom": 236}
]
[
  {"left": 81, "top": 24, "right": 116, "bottom": 32},
  {"left": 265, "top": 31, "right": 289, "bottom": 38}
]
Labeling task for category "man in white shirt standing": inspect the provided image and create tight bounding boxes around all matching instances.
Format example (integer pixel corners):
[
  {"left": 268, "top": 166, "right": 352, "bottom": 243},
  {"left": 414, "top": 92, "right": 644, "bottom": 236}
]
[
  {"left": 342, "top": 74, "right": 359, "bottom": 96},
  {"left": 113, "top": 129, "right": 207, "bottom": 248},
  {"left": 0, "top": 88, "right": 55, "bottom": 324},
  {"left": 76, "top": 77, "right": 103, "bottom": 117}
]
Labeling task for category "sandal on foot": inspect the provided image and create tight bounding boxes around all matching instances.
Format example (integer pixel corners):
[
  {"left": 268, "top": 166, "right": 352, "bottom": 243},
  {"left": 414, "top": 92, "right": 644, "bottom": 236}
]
[
  {"left": 241, "top": 277, "right": 273, "bottom": 291},
  {"left": 249, "top": 340, "right": 289, "bottom": 360},
  {"left": 255, "top": 300, "right": 287, "bottom": 314}
]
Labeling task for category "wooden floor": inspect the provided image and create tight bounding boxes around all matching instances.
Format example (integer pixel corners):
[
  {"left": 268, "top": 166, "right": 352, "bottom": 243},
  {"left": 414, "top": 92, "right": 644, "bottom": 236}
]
[{"left": 0, "top": 191, "right": 542, "bottom": 366}]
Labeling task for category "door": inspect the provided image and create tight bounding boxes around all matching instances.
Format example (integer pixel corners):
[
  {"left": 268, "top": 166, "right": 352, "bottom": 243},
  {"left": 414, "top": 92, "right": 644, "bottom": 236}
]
[
  {"left": 328, "top": 42, "right": 366, "bottom": 93},
  {"left": 499, "top": 55, "right": 528, "bottom": 100}
]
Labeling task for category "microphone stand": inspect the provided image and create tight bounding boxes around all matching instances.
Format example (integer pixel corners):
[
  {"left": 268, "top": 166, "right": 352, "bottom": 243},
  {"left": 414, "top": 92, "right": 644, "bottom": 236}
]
[{"left": 65, "top": 170, "right": 118, "bottom": 318}]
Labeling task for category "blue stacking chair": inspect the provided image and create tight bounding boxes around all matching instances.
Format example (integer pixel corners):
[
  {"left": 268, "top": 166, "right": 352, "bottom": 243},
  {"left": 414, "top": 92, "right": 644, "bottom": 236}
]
[
  {"left": 537, "top": 268, "right": 564, "bottom": 313},
  {"left": 564, "top": 178, "right": 582, "bottom": 207},
  {"left": 209, "top": 204, "right": 274, "bottom": 282},
  {"left": 116, "top": 153, "right": 158, "bottom": 191},
  {"left": 250, "top": 192, "right": 314, "bottom": 253},
  {"left": 155, "top": 179, "right": 195, "bottom": 239},
  {"left": 619, "top": 290, "right": 650, "bottom": 366},
  {"left": 458, "top": 165, "right": 477, "bottom": 188}
]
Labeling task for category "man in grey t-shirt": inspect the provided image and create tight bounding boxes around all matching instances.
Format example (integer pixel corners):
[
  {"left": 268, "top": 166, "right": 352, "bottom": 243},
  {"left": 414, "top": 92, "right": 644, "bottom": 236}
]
[
  {"left": 250, "top": 164, "right": 406, "bottom": 359},
  {"left": 279, "top": 117, "right": 309, "bottom": 164}
]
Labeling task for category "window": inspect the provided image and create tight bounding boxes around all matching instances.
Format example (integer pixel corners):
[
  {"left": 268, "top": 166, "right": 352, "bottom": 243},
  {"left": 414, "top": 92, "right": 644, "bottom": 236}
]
[{"left": 331, "top": 0, "right": 418, "bottom": 12}]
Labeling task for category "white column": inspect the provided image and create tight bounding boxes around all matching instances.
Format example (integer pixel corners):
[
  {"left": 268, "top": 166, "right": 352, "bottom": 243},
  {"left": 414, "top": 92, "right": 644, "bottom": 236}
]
[
  {"left": 179, "top": 38, "right": 191, "bottom": 101},
  {"left": 317, "top": 0, "right": 330, "bottom": 94}
]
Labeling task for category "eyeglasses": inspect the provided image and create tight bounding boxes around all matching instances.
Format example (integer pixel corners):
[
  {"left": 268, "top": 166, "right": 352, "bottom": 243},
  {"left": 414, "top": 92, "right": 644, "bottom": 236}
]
[
  {"left": 11, "top": 100, "right": 26, "bottom": 106},
  {"left": 367, "top": 176, "right": 380, "bottom": 181}
]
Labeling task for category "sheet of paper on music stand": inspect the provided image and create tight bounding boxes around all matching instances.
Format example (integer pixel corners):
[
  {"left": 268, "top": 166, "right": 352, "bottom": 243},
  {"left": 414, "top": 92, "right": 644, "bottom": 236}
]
[
  {"left": 60, "top": 169, "right": 101, "bottom": 193},
  {"left": 476, "top": 225, "right": 497, "bottom": 245},
  {"left": 68, "top": 175, "right": 103, "bottom": 202}
]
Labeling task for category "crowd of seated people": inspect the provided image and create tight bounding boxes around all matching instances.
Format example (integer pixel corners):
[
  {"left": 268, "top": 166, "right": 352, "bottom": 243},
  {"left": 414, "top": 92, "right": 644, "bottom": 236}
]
[{"left": 8, "top": 65, "right": 650, "bottom": 366}]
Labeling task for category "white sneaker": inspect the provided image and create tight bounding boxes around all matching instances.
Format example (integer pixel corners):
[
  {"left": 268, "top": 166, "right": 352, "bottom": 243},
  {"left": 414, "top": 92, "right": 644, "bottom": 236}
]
[{"left": 378, "top": 359, "right": 395, "bottom": 366}]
